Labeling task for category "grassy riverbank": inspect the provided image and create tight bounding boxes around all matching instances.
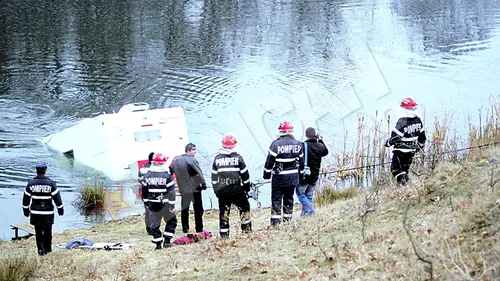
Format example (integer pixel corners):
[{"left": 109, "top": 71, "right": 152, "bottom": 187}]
[
  {"left": 2, "top": 101, "right": 499, "bottom": 280},
  {"left": 1, "top": 146, "right": 499, "bottom": 280}
]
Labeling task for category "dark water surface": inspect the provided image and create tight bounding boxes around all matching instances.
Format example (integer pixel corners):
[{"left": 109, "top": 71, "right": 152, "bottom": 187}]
[{"left": 1, "top": 0, "right": 500, "bottom": 239}]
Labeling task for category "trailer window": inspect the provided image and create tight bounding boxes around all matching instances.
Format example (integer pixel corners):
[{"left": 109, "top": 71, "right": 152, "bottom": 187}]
[{"left": 134, "top": 130, "right": 161, "bottom": 142}]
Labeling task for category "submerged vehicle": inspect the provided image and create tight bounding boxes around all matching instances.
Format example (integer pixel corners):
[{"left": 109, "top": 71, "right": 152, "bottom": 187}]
[{"left": 42, "top": 103, "right": 189, "bottom": 181}]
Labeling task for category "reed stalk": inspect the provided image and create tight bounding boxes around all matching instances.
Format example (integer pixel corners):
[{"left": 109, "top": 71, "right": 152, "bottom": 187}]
[{"left": 316, "top": 97, "right": 500, "bottom": 201}]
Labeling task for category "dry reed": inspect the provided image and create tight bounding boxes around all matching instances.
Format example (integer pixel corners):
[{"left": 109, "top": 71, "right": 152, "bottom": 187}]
[{"left": 316, "top": 98, "right": 500, "bottom": 204}]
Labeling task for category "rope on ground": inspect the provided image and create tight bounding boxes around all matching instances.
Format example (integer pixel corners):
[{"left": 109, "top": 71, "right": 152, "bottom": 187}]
[{"left": 318, "top": 140, "right": 500, "bottom": 177}]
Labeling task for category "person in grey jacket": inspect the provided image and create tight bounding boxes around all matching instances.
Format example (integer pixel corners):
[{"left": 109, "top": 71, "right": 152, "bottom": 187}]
[{"left": 171, "top": 143, "right": 207, "bottom": 233}]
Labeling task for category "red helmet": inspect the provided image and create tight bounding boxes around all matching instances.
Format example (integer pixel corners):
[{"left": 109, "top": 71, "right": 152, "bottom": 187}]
[
  {"left": 400, "top": 97, "right": 417, "bottom": 110},
  {"left": 152, "top": 153, "right": 167, "bottom": 165},
  {"left": 278, "top": 120, "right": 294, "bottom": 133},
  {"left": 221, "top": 134, "right": 237, "bottom": 148}
]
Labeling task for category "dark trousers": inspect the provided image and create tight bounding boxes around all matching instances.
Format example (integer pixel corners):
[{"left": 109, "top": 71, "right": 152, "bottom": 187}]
[
  {"left": 144, "top": 204, "right": 152, "bottom": 235},
  {"left": 270, "top": 184, "right": 295, "bottom": 225},
  {"left": 34, "top": 223, "right": 53, "bottom": 255},
  {"left": 218, "top": 192, "right": 252, "bottom": 237},
  {"left": 180, "top": 192, "right": 204, "bottom": 233},
  {"left": 391, "top": 151, "right": 415, "bottom": 185},
  {"left": 148, "top": 204, "right": 177, "bottom": 244}
]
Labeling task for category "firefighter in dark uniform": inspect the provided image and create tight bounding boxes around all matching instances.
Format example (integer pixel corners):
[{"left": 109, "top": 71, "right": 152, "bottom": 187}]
[
  {"left": 263, "top": 120, "right": 304, "bottom": 226},
  {"left": 138, "top": 152, "right": 154, "bottom": 235},
  {"left": 211, "top": 134, "right": 252, "bottom": 238},
  {"left": 385, "top": 97, "right": 427, "bottom": 185},
  {"left": 142, "top": 153, "right": 178, "bottom": 249},
  {"left": 22, "top": 162, "right": 64, "bottom": 256}
]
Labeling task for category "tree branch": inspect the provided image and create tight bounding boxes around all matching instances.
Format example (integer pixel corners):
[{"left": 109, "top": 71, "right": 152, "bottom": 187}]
[{"left": 403, "top": 202, "right": 434, "bottom": 280}]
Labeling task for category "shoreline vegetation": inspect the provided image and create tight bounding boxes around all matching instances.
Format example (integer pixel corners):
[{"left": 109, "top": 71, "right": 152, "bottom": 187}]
[
  {"left": 319, "top": 100, "right": 500, "bottom": 190},
  {"left": 72, "top": 177, "right": 107, "bottom": 215},
  {"left": 1, "top": 101, "right": 499, "bottom": 280}
]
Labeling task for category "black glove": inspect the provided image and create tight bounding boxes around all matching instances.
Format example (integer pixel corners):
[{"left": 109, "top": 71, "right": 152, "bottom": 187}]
[
  {"left": 263, "top": 173, "right": 271, "bottom": 180},
  {"left": 58, "top": 208, "right": 64, "bottom": 216},
  {"left": 384, "top": 139, "right": 391, "bottom": 147},
  {"left": 196, "top": 184, "right": 206, "bottom": 192},
  {"left": 23, "top": 209, "right": 30, "bottom": 217},
  {"left": 201, "top": 183, "right": 207, "bottom": 190},
  {"left": 243, "top": 183, "right": 251, "bottom": 192}
]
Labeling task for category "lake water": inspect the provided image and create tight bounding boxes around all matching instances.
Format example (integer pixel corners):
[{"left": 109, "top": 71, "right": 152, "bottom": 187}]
[{"left": 1, "top": 0, "right": 500, "bottom": 239}]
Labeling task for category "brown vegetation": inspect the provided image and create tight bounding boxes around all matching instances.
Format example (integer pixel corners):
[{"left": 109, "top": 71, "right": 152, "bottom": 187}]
[
  {"left": 1, "top": 100, "right": 499, "bottom": 280},
  {"left": 1, "top": 146, "right": 498, "bottom": 280}
]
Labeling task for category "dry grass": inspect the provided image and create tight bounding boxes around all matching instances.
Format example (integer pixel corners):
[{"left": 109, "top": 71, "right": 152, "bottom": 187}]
[
  {"left": 1, "top": 148, "right": 499, "bottom": 280},
  {"left": 468, "top": 102, "right": 500, "bottom": 161},
  {"left": 2, "top": 100, "right": 498, "bottom": 280},
  {"left": 320, "top": 99, "right": 500, "bottom": 190},
  {"left": 0, "top": 251, "right": 39, "bottom": 281},
  {"left": 314, "top": 184, "right": 359, "bottom": 207}
]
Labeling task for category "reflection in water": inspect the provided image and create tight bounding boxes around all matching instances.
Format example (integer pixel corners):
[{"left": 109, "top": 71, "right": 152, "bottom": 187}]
[
  {"left": 392, "top": 0, "right": 497, "bottom": 55},
  {"left": 0, "top": 0, "right": 500, "bottom": 239}
]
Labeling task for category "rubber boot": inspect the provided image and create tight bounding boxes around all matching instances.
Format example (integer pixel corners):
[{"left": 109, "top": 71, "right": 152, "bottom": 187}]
[
  {"left": 241, "top": 222, "right": 252, "bottom": 234},
  {"left": 397, "top": 173, "right": 409, "bottom": 186},
  {"left": 155, "top": 242, "right": 162, "bottom": 250},
  {"left": 220, "top": 232, "right": 229, "bottom": 239},
  {"left": 163, "top": 238, "right": 172, "bottom": 248}
]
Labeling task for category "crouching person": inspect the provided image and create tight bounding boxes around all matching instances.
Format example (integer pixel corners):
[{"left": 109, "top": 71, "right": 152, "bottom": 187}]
[
  {"left": 212, "top": 134, "right": 252, "bottom": 238},
  {"left": 143, "top": 153, "right": 178, "bottom": 249}
]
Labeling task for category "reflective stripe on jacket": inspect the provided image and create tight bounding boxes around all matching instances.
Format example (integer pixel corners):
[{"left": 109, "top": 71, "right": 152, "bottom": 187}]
[
  {"left": 212, "top": 150, "right": 250, "bottom": 195},
  {"left": 23, "top": 175, "right": 63, "bottom": 223},
  {"left": 263, "top": 135, "right": 304, "bottom": 187}
]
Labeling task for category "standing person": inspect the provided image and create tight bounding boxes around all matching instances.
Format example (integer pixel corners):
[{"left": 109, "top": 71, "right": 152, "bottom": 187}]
[
  {"left": 22, "top": 162, "right": 64, "bottom": 256},
  {"left": 385, "top": 97, "right": 427, "bottom": 185},
  {"left": 138, "top": 152, "right": 155, "bottom": 235},
  {"left": 211, "top": 134, "right": 252, "bottom": 238},
  {"left": 263, "top": 120, "right": 304, "bottom": 226},
  {"left": 297, "top": 127, "right": 329, "bottom": 216},
  {"left": 142, "top": 153, "right": 178, "bottom": 249},
  {"left": 171, "top": 143, "right": 207, "bottom": 233}
]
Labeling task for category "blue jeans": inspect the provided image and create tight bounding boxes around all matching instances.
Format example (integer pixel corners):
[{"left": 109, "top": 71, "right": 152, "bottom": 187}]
[{"left": 296, "top": 183, "right": 316, "bottom": 216}]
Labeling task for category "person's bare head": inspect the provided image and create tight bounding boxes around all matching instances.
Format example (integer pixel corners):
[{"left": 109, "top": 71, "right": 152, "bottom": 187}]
[{"left": 185, "top": 143, "right": 197, "bottom": 156}]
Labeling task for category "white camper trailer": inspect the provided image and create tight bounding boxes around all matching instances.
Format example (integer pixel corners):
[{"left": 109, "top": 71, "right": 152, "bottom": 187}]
[{"left": 42, "top": 103, "right": 189, "bottom": 181}]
